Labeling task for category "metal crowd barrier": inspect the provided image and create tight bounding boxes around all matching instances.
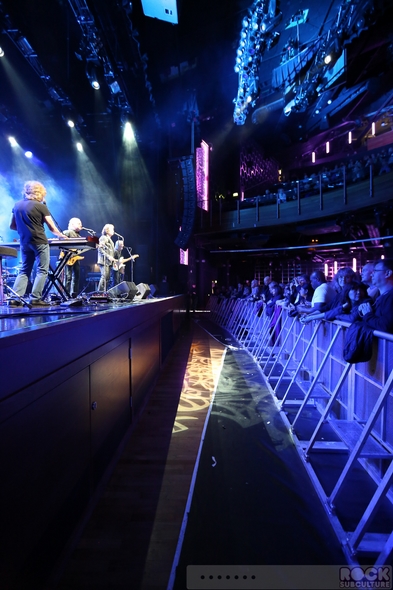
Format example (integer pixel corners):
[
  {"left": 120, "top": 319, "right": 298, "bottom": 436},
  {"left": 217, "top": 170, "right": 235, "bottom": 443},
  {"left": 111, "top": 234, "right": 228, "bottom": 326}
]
[{"left": 206, "top": 295, "right": 393, "bottom": 567}]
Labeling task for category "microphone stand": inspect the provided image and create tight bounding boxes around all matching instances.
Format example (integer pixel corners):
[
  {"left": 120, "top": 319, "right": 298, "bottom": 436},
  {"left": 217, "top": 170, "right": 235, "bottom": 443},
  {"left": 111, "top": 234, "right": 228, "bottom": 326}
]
[
  {"left": 47, "top": 209, "right": 64, "bottom": 235},
  {"left": 125, "top": 246, "right": 134, "bottom": 282}
]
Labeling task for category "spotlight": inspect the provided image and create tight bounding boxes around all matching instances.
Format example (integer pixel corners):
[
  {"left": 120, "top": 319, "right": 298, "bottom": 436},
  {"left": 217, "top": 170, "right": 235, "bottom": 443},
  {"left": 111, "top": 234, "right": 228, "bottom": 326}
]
[
  {"left": 86, "top": 60, "right": 100, "bottom": 90},
  {"left": 76, "top": 142, "right": 83, "bottom": 152},
  {"left": 0, "top": 47, "right": 4, "bottom": 57},
  {"left": 123, "top": 121, "right": 134, "bottom": 140},
  {"left": 8, "top": 136, "right": 17, "bottom": 147},
  {"left": 67, "top": 119, "right": 75, "bottom": 128},
  {"left": 25, "top": 151, "right": 33, "bottom": 159}
]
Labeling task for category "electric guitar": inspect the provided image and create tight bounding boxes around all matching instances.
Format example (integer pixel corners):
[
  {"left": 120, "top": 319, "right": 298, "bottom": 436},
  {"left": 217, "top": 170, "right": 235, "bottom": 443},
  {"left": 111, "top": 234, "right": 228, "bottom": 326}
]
[
  {"left": 112, "top": 254, "right": 139, "bottom": 272},
  {"left": 66, "top": 255, "right": 84, "bottom": 266},
  {"left": 59, "top": 251, "right": 84, "bottom": 266}
]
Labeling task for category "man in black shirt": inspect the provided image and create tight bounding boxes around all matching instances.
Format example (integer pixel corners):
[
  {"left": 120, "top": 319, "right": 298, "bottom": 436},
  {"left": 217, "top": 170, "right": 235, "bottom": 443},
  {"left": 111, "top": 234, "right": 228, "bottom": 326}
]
[
  {"left": 357, "top": 259, "right": 393, "bottom": 334},
  {"left": 9, "top": 180, "right": 67, "bottom": 306}
]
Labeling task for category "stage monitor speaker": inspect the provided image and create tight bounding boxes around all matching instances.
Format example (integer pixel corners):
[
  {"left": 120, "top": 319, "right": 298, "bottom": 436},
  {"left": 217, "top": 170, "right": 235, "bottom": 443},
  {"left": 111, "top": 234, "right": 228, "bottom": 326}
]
[
  {"left": 135, "top": 283, "right": 151, "bottom": 299},
  {"left": 107, "top": 281, "right": 138, "bottom": 300},
  {"left": 149, "top": 284, "right": 158, "bottom": 297}
]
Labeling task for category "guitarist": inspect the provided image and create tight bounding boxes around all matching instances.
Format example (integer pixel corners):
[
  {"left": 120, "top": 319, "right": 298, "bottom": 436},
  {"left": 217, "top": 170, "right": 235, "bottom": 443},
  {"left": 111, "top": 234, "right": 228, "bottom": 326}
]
[
  {"left": 112, "top": 239, "right": 125, "bottom": 287},
  {"left": 63, "top": 217, "right": 83, "bottom": 297},
  {"left": 112, "top": 239, "right": 139, "bottom": 285},
  {"left": 97, "top": 223, "right": 116, "bottom": 291}
]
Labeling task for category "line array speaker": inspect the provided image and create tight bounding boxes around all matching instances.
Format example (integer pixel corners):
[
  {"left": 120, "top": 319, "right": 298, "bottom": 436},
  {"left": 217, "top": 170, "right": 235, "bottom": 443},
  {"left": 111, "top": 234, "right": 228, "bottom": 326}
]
[{"left": 175, "top": 156, "right": 196, "bottom": 250}]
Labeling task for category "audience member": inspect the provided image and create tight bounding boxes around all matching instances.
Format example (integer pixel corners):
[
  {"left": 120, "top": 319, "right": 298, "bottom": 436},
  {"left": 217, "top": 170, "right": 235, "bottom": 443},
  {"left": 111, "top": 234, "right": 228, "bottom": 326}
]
[
  {"left": 361, "top": 262, "right": 379, "bottom": 300},
  {"left": 356, "top": 259, "right": 393, "bottom": 333},
  {"left": 301, "top": 282, "right": 370, "bottom": 324},
  {"left": 296, "top": 270, "right": 335, "bottom": 314}
]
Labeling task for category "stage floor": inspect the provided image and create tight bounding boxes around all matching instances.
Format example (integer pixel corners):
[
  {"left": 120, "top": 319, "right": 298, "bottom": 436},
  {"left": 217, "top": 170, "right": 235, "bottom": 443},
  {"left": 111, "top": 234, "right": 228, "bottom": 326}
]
[{"left": 0, "top": 296, "right": 163, "bottom": 337}]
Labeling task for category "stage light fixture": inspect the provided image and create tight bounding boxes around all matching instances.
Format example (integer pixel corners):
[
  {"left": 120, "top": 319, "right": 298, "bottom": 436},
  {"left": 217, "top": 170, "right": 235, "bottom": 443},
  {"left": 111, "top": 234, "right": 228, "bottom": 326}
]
[
  {"left": 25, "top": 151, "right": 33, "bottom": 158},
  {"left": 123, "top": 121, "right": 134, "bottom": 141},
  {"left": 0, "top": 47, "right": 4, "bottom": 57},
  {"left": 76, "top": 142, "right": 83, "bottom": 152},
  {"left": 67, "top": 119, "right": 75, "bottom": 128},
  {"left": 8, "top": 136, "right": 17, "bottom": 147},
  {"left": 109, "top": 80, "right": 121, "bottom": 94},
  {"left": 86, "top": 60, "right": 100, "bottom": 90}
]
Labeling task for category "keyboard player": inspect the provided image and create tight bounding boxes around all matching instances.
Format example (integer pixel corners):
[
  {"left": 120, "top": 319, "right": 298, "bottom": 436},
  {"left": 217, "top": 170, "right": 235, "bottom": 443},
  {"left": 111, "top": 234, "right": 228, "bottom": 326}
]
[
  {"left": 62, "top": 217, "right": 84, "bottom": 298},
  {"left": 9, "top": 180, "right": 67, "bottom": 307}
]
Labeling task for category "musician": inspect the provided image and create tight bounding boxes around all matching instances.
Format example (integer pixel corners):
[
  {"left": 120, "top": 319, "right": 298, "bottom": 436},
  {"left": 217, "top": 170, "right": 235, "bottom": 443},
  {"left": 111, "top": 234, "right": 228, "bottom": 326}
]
[
  {"left": 9, "top": 180, "right": 67, "bottom": 306},
  {"left": 63, "top": 217, "right": 83, "bottom": 297},
  {"left": 112, "top": 239, "right": 124, "bottom": 286},
  {"left": 97, "top": 223, "right": 116, "bottom": 291}
]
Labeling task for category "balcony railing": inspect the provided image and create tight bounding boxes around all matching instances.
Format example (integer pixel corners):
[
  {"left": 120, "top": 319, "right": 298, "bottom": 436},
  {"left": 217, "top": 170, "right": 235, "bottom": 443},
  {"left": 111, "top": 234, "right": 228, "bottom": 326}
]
[{"left": 196, "top": 168, "right": 393, "bottom": 235}]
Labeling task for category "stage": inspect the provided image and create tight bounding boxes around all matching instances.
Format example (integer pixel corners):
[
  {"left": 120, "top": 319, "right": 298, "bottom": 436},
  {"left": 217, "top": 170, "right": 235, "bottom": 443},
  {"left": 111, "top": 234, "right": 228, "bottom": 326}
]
[{"left": 0, "top": 294, "right": 186, "bottom": 590}]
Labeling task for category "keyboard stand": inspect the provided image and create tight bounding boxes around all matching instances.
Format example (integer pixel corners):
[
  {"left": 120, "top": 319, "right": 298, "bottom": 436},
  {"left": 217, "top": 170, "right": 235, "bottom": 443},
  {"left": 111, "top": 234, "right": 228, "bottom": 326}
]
[{"left": 42, "top": 249, "right": 73, "bottom": 301}]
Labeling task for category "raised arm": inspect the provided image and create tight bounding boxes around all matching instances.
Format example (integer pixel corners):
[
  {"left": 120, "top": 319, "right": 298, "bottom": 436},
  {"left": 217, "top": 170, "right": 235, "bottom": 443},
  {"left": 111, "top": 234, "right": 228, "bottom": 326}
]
[{"left": 44, "top": 215, "right": 67, "bottom": 239}]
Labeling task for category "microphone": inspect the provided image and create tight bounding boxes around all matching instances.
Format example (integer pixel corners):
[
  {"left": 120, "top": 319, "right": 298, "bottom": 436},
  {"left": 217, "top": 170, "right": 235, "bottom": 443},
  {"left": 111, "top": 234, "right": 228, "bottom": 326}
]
[
  {"left": 81, "top": 227, "right": 96, "bottom": 235},
  {"left": 114, "top": 232, "right": 124, "bottom": 240}
]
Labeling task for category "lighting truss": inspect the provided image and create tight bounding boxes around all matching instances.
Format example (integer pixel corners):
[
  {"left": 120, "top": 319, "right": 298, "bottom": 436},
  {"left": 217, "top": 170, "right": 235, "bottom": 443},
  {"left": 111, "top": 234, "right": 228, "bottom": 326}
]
[
  {"left": 0, "top": 7, "right": 84, "bottom": 131},
  {"left": 67, "top": 0, "right": 133, "bottom": 115},
  {"left": 1, "top": 11, "right": 71, "bottom": 108},
  {"left": 233, "top": 0, "right": 282, "bottom": 125},
  {"left": 284, "top": 0, "right": 379, "bottom": 117}
]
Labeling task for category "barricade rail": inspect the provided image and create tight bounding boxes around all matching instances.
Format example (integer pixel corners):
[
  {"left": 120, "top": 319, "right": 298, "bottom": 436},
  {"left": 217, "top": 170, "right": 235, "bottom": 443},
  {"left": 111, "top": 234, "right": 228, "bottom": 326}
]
[{"left": 207, "top": 295, "right": 393, "bottom": 566}]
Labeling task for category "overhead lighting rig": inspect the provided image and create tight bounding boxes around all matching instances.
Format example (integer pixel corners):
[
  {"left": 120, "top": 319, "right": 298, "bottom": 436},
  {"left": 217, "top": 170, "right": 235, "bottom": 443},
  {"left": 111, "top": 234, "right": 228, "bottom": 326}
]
[
  {"left": 67, "top": 0, "right": 133, "bottom": 115},
  {"left": 233, "top": 0, "right": 282, "bottom": 125},
  {"left": 283, "top": 0, "right": 379, "bottom": 118},
  {"left": 0, "top": 6, "right": 84, "bottom": 132}
]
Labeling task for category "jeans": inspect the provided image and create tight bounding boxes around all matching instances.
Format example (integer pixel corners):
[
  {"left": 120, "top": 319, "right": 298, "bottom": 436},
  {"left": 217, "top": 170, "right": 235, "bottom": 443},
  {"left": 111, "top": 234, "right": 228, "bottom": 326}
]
[
  {"left": 98, "top": 264, "right": 111, "bottom": 291},
  {"left": 13, "top": 242, "right": 50, "bottom": 300},
  {"left": 64, "top": 262, "right": 80, "bottom": 297}
]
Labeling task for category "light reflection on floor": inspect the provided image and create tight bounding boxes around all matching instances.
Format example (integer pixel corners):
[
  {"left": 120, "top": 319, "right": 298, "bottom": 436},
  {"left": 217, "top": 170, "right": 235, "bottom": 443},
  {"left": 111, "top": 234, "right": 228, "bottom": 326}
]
[{"left": 173, "top": 337, "right": 227, "bottom": 434}]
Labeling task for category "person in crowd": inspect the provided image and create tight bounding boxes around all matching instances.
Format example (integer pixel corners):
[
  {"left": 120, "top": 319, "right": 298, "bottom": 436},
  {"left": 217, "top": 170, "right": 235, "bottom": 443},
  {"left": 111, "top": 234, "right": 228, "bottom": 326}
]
[
  {"left": 301, "top": 267, "right": 354, "bottom": 320},
  {"left": 356, "top": 259, "right": 393, "bottom": 334},
  {"left": 361, "top": 262, "right": 379, "bottom": 300},
  {"left": 231, "top": 282, "right": 244, "bottom": 299},
  {"left": 288, "top": 274, "right": 311, "bottom": 306},
  {"left": 97, "top": 223, "right": 116, "bottom": 291},
  {"left": 287, "top": 282, "right": 314, "bottom": 316},
  {"left": 296, "top": 270, "right": 335, "bottom": 315},
  {"left": 301, "top": 282, "right": 370, "bottom": 324},
  {"left": 265, "top": 282, "right": 283, "bottom": 317},
  {"left": 261, "top": 276, "right": 272, "bottom": 303},
  {"left": 329, "top": 267, "right": 356, "bottom": 307},
  {"left": 247, "top": 278, "right": 261, "bottom": 300},
  {"left": 63, "top": 217, "right": 83, "bottom": 297},
  {"left": 242, "top": 280, "right": 251, "bottom": 298},
  {"left": 9, "top": 180, "right": 67, "bottom": 306},
  {"left": 277, "top": 187, "right": 287, "bottom": 203}
]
